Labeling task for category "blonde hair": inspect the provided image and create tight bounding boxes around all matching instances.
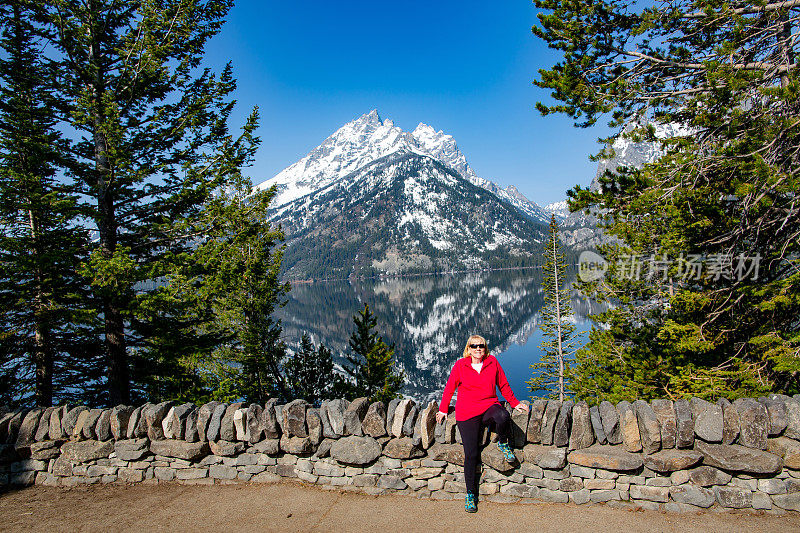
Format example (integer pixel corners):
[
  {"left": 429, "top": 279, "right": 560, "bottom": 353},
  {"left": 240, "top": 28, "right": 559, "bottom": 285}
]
[{"left": 462, "top": 334, "right": 488, "bottom": 358}]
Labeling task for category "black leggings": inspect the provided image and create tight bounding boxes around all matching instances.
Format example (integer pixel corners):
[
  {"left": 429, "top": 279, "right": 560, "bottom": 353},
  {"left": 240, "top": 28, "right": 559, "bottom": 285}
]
[{"left": 456, "top": 403, "right": 511, "bottom": 495}]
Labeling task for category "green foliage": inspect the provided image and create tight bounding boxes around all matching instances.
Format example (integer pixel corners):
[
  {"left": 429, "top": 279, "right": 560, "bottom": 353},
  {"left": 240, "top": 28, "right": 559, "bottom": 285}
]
[
  {"left": 533, "top": 0, "right": 800, "bottom": 401},
  {"left": 284, "top": 334, "right": 345, "bottom": 406},
  {"left": 344, "top": 303, "right": 405, "bottom": 403},
  {"left": 528, "top": 216, "right": 578, "bottom": 401}
]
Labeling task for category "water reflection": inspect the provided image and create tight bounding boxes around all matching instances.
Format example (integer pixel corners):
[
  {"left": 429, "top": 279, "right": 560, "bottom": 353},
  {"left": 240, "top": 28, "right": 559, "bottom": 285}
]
[{"left": 277, "top": 269, "right": 606, "bottom": 404}]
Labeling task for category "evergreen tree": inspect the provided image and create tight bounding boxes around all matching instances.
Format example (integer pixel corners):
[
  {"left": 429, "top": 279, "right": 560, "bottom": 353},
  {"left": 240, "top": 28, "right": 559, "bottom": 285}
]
[
  {"left": 533, "top": 0, "right": 800, "bottom": 401},
  {"left": 528, "top": 216, "right": 577, "bottom": 401},
  {"left": 0, "top": 0, "right": 92, "bottom": 407},
  {"left": 284, "top": 333, "right": 344, "bottom": 405},
  {"left": 344, "top": 303, "right": 404, "bottom": 402},
  {"left": 44, "top": 0, "right": 254, "bottom": 404}
]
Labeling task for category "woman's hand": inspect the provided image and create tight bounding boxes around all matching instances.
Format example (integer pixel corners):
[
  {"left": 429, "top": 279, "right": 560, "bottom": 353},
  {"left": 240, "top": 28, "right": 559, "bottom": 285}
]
[
  {"left": 513, "top": 403, "right": 530, "bottom": 414},
  {"left": 436, "top": 411, "right": 447, "bottom": 424}
]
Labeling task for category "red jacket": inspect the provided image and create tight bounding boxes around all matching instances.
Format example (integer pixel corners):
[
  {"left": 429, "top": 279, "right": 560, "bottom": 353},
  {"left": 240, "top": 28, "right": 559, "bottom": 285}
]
[{"left": 438, "top": 354, "right": 520, "bottom": 421}]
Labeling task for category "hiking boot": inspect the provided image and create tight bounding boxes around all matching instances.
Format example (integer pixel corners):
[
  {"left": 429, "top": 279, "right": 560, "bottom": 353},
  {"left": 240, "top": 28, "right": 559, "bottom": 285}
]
[
  {"left": 497, "top": 441, "right": 516, "bottom": 462},
  {"left": 465, "top": 491, "right": 477, "bottom": 513}
]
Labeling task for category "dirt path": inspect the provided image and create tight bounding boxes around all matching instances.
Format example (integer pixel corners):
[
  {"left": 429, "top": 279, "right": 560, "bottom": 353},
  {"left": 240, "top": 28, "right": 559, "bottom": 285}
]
[{"left": 1, "top": 482, "right": 797, "bottom": 533}]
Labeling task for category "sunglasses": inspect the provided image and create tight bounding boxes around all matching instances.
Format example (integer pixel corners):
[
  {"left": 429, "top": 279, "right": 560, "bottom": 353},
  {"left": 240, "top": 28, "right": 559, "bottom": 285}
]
[{"left": 469, "top": 343, "right": 486, "bottom": 349}]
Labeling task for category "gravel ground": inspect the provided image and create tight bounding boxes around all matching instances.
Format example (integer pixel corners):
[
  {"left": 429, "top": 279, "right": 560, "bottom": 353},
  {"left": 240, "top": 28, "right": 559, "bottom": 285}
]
[{"left": 1, "top": 482, "right": 798, "bottom": 533}]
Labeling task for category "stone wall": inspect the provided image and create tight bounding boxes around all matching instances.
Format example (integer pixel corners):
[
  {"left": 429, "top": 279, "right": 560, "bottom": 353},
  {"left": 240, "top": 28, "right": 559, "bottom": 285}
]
[{"left": 2, "top": 395, "right": 800, "bottom": 513}]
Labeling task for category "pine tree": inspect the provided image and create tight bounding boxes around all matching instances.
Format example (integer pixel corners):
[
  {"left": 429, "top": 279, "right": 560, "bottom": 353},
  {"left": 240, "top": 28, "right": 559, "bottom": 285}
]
[
  {"left": 0, "top": 0, "right": 92, "bottom": 407},
  {"left": 43, "top": 0, "right": 255, "bottom": 404},
  {"left": 533, "top": 0, "right": 800, "bottom": 400},
  {"left": 284, "top": 333, "right": 344, "bottom": 405},
  {"left": 344, "top": 303, "right": 404, "bottom": 402},
  {"left": 528, "top": 215, "right": 577, "bottom": 401}
]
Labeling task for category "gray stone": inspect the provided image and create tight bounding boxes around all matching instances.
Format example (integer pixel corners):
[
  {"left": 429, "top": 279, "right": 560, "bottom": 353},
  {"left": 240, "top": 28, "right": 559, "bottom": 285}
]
[
  {"left": 62, "top": 406, "right": 87, "bottom": 437},
  {"left": 133, "top": 403, "right": 153, "bottom": 438},
  {"left": 616, "top": 401, "right": 642, "bottom": 453},
  {"left": 559, "top": 477, "right": 584, "bottom": 491},
  {"left": 526, "top": 399, "right": 547, "bottom": 444},
  {"left": 553, "top": 400, "right": 573, "bottom": 447},
  {"left": 688, "top": 466, "right": 732, "bottom": 486},
  {"left": 650, "top": 399, "right": 676, "bottom": 449},
  {"left": 643, "top": 449, "right": 703, "bottom": 472},
  {"left": 81, "top": 409, "right": 104, "bottom": 440},
  {"left": 509, "top": 400, "right": 529, "bottom": 448},
  {"left": 280, "top": 435, "right": 314, "bottom": 455},
  {"left": 378, "top": 474, "right": 407, "bottom": 490},
  {"left": 716, "top": 398, "right": 740, "bottom": 445},
  {"left": 163, "top": 403, "right": 194, "bottom": 440},
  {"left": 149, "top": 440, "right": 209, "bottom": 461},
  {"left": 752, "top": 492, "right": 773, "bottom": 510},
  {"left": 599, "top": 401, "right": 621, "bottom": 445},
  {"left": 184, "top": 408, "right": 199, "bottom": 443},
  {"left": 695, "top": 441, "right": 782, "bottom": 474},
  {"left": 427, "top": 443, "right": 464, "bottom": 466},
  {"left": 329, "top": 436, "right": 381, "bottom": 465},
  {"left": 16, "top": 408, "right": 43, "bottom": 447},
  {"left": 262, "top": 399, "right": 281, "bottom": 439},
  {"left": 146, "top": 402, "right": 175, "bottom": 441},
  {"left": 443, "top": 412, "right": 458, "bottom": 445},
  {"left": 61, "top": 440, "right": 114, "bottom": 462},
  {"left": 733, "top": 398, "right": 769, "bottom": 449},
  {"left": 772, "top": 492, "right": 800, "bottom": 511},
  {"left": 319, "top": 402, "right": 335, "bottom": 439},
  {"left": 569, "top": 401, "right": 594, "bottom": 450},
  {"left": 481, "top": 443, "right": 515, "bottom": 472},
  {"left": 759, "top": 396, "right": 788, "bottom": 436},
  {"left": 501, "top": 482, "right": 536, "bottom": 497},
  {"left": 115, "top": 438, "right": 150, "bottom": 461},
  {"left": 274, "top": 404, "right": 285, "bottom": 435},
  {"left": 109, "top": 405, "right": 134, "bottom": 441},
  {"left": 343, "top": 397, "right": 369, "bottom": 436},
  {"left": 767, "top": 436, "right": 800, "bottom": 469},
  {"left": 588, "top": 405, "right": 607, "bottom": 445},
  {"left": 30, "top": 440, "right": 62, "bottom": 461},
  {"left": 5, "top": 410, "right": 26, "bottom": 443},
  {"left": 154, "top": 467, "right": 175, "bottom": 481},
  {"left": 249, "top": 438, "right": 280, "bottom": 455},
  {"left": 312, "top": 438, "right": 333, "bottom": 459},
  {"left": 674, "top": 399, "right": 694, "bottom": 448},
  {"left": 669, "top": 484, "right": 715, "bottom": 507},
  {"left": 326, "top": 399, "right": 347, "bottom": 436},
  {"left": 94, "top": 409, "right": 112, "bottom": 442},
  {"left": 205, "top": 403, "right": 227, "bottom": 442},
  {"left": 523, "top": 444, "right": 567, "bottom": 469},
  {"left": 416, "top": 402, "right": 437, "bottom": 449},
  {"left": 690, "top": 398, "right": 723, "bottom": 443},
  {"left": 779, "top": 396, "right": 800, "bottom": 440},
  {"left": 306, "top": 408, "right": 323, "bottom": 445},
  {"left": 219, "top": 402, "right": 243, "bottom": 441},
  {"left": 196, "top": 401, "right": 220, "bottom": 442},
  {"left": 403, "top": 405, "right": 418, "bottom": 437},
  {"left": 758, "top": 478, "right": 788, "bottom": 494},
  {"left": 209, "top": 464, "right": 238, "bottom": 480},
  {"left": 384, "top": 437, "right": 424, "bottom": 460},
  {"left": 567, "top": 444, "right": 643, "bottom": 471},
  {"left": 175, "top": 468, "right": 208, "bottom": 480},
  {"left": 713, "top": 486, "right": 752, "bottom": 508},
  {"left": 34, "top": 407, "right": 56, "bottom": 441},
  {"left": 233, "top": 408, "right": 249, "bottom": 441},
  {"left": 541, "top": 400, "right": 561, "bottom": 446},
  {"left": 391, "top": 399, "right": 412, "bottom": 438},
  {"left": 589, "top": 489, "right": 620, "bottom": 502},
  {"left": 385, "top": 398, "right": 400, "bottom": 435},
  {"left": 633, "top": 400, "right": 661, "bottom": 454},
  {"left": 362, "top": 401, "right": 388, "bottom": 438},
  {"left": 629, "top": 484, "right": 669, "bottom": 502},
  {"left": 125, "top": 406, "right": 142, "bottom": 439},
  {"left": 209, "top": 440, "right": 245, "bottom": 457},
  {"left": 284, "top": 399, "right": 308, "bottom": 437}
]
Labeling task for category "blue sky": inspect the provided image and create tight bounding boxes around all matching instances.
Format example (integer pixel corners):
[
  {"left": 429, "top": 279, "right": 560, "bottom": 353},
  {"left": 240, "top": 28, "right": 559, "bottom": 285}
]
[{"left": 204, "top": 0, "right": 612, "bottom": 207}]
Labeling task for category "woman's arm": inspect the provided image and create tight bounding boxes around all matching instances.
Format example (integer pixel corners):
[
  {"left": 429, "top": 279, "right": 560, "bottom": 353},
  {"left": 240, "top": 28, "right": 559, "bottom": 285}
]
[{"left": 438, "top": 362, "right": 460, "bottom": 415}]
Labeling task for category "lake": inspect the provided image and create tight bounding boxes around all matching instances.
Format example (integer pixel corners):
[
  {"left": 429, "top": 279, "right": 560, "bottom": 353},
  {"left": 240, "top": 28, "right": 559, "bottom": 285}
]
[{"left": 276, "top": 269, "right": 605, "bottom": 406}]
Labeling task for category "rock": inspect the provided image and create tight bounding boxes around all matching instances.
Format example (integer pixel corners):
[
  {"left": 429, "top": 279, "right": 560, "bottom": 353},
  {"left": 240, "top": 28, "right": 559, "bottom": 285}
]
[
  {"left": 150, "top": 439, "right": 210, "bottom": 461},
  {"left": 540, "top": 400, "right": 561, "bottom": 446},
  {"left": 669, "top": 485, "right": 715, "bottom": 507},
  {"left": 758, "top": 396, "right": 788, "bottom": 436},
  {"left": 145, "top": 402, "right": 175, "bottom": 441},
  {"left": 164, "top": 403, "right": 194, "bottom": 440},
  {"left": 209, "top": 440, "right": 245, "bottom": 457},
  {"left": 71, "top": 409, "right": 91, "bottom": 440},
  {"left": 688, "top": 465, "right": 732, "bottom": 486},
  {"left": 695, "top": 441, "right": 782, "bottom": 474},
  {"left": 360, "top": 402, "right": 387, "bottom": 438},
  {"left": 325, "top": 399, "right": 347, "bottom": 436},
  {"left": 733, "top": 398, "right": 768, "bottom": 449},
  {"left": 714, "top": 486, "right": 752, "bottom": 508},
  {"left": 527, "top": 399, "right": 547, "bottom": 443},
  {"left": 629, "top": 485, "right": 669, "bottom": 502},
  {"left": 633, "top": 400, "right": 661, "bottom": 454},
  {"left": 133, "top": 403, "right": 153, "bottom": 438},
  {"left": 184, "top": 408, "right": 199, "bottom": 443},
  {"left": 115, "top": 438, "right": 150, "bottom": 461},
  {"left": 205, "top": 403, "right": 227, "bottom": 442},
  {"left": 34, "top": 407, "right": 56, "bottom": 441},
  {"left": 280, "top": 435, "right": 314, "bottom": 455},
  {"left": 343, "top": 397, "right": 369, "bottom": 436},
  {"left": 319, "top": 401, "right": 335, "bottom": 438},
  {"left": 649, "top": 399, "right": 676, "bottom": 449},
  {"left": 385, "top": 398, "right": 400, "bottom": 434},
  {"left": 416, "top": 402, "right": 437, "bottom": 449},
  {"left": 330, "top": 435, "right": 381, "bottom": 465},
  {"left": 599, "top": 401, "right": 621, "bottom": 445},
  {"left": 616, "top": 401, "right": 642, "bottom": 453},
  {"left": 391, "top": 399, "right": 412, "bottom": 438},
  {"left": 588, "top": 405, "right": 607, "bottom": 445},
  {"left": 82, "top": 409, "right": 104, "bottom": 440},
  {"left": 28, "top": 440, "right": 61, "bottom": 461},
  {"left": 523, "top": 444, "right": 567, "bottom": 469},
  {"left": 674, "top": 399, "right": 694, "bottom": 448},
  {"left": 427, "top": 443, "right": 465, "bottom": 466},
  {"left": 781, "top": 396, "right": 800, "bottom": 440},
  {"left": 643, "top": 449, "right": 703, "bottom": 472},
  {"left": 248, "top": 438, "right": 280, "bottom": 456},
  {"left": 61, "top": 440, "right": 114, "bottom": 462},
  {"left": 569, "top": 401, "right": 594, "bottom": 450},
  {"left": 509, "top": 400, "right": 530, "bottom": 448},
  {"left": 233, "top": 408, "right": 249, "bottom": 441},
  {"left": 62, "top": 406, "right": 87, "bottom": 437},
  {"left": 48, "top": 407, "right": 67, "bottom": 440},
  {"left": 262, "top": 399, "right": 281, "bottom": 439},
  {"left": 443, "top": 412, "right": 458, "bottom": 444},
  {"left": 95, "top": 409, "right": 112, "bottom": 442},
  {"left": 306, "top": 408, "right": 323, "bottom": 445},
  {"left": 567, "top": 445, "right": 643, "bottom": 471},
  {"left": 125, "top": 406, "right": 143, "bottom": 439},
  {"left": 553, "top": 400, "right": 573, "bottom": 447},
  {"left": 284, "top": 399, "right": 308, "bottom": 437},
  {"left": 403, "top": 404, "right": 418, "bottom": 438},
  {"left": 690, "top": 398, "right": 723, "bottom": 443},
  {"left": 481, "top": 444, "right": 515, "bottom": 472},
  {"left": 772, "top": 492, "right": 800, "bottom": 511},
  {"left": 274, "top": 404, "right": 285, "bottom": 435},
  {"left": 312, "top": 438, "right": 333, "bottom": 459},
  {"left": 219, "top": 402, "right": 243, "bottom": 441},
  {"left": 766, "top": 436, "right": 800, "bottom": 469},
  {"left": 196, "top": 401, "right": 220, "bottom": 442},
  {"left": 15, "top": 409, "right": 43, "bottom": 447},
  {"left": 716, "top": 398, "right": 740, "bottom": 445},
  {"left": 109, "top": 405, "right": 134, "bottom": 440},
  {"left": 383, "top": 437, "right": 424, "bottom": 459}
]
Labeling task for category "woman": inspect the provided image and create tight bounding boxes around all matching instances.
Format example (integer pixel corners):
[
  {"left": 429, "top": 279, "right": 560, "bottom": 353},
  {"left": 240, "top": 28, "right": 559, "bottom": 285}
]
[{"left": 436, "top": 334, "right": 529, "bottom": 513}]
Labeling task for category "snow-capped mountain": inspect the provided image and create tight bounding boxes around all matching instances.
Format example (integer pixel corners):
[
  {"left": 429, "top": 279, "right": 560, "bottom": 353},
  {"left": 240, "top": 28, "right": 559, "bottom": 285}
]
[{"left": 256, "top": 111, "right": 549, "bottom": 279}]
